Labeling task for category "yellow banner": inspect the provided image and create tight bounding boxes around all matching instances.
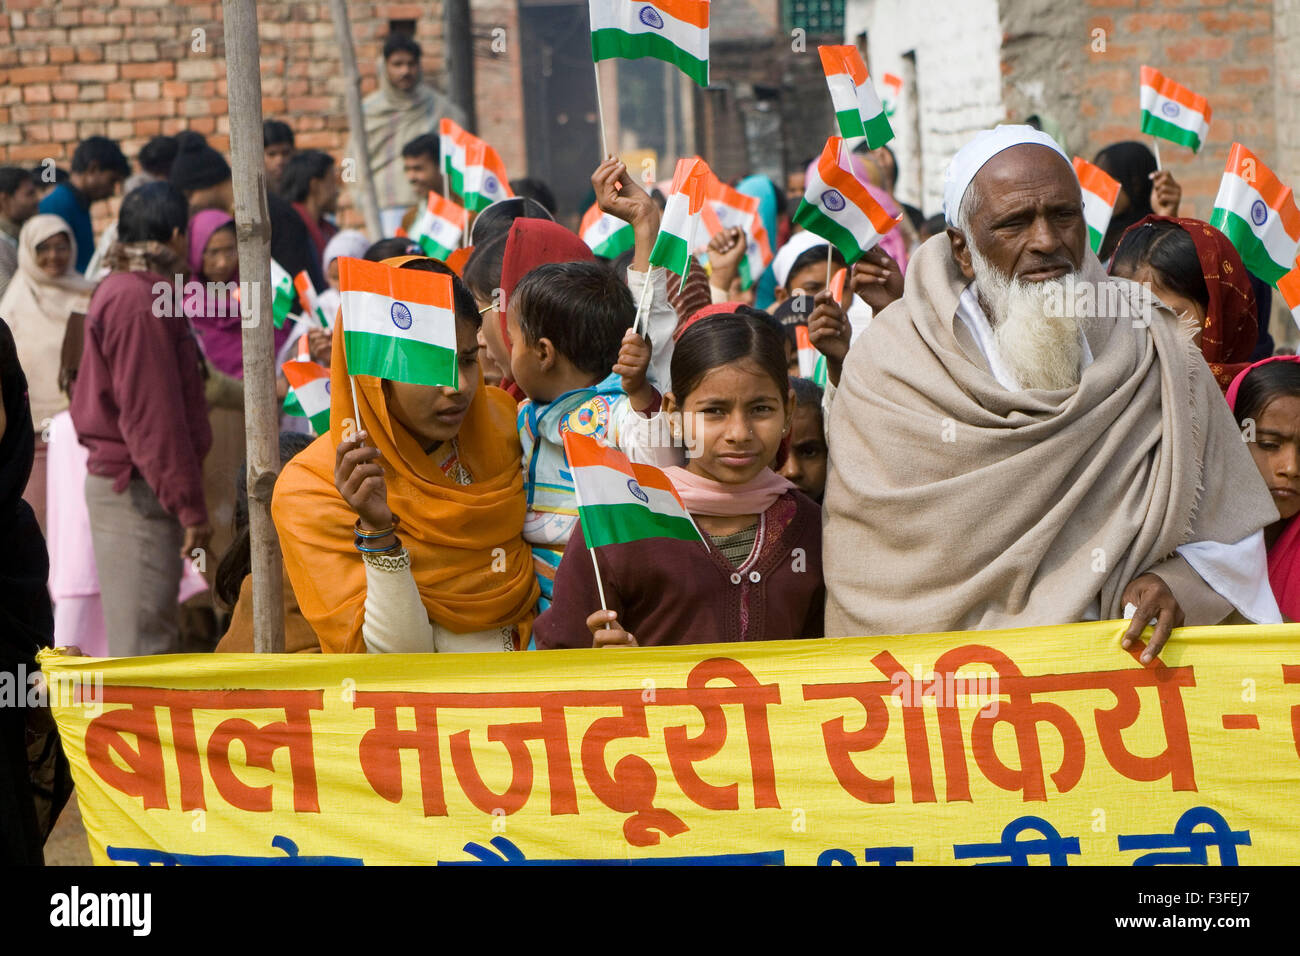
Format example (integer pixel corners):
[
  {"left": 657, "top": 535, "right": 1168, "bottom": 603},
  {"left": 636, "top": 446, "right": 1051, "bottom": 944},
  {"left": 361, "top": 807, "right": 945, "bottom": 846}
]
[{"left": 39, "top": 621, "right": 1300, "bottom": 866}]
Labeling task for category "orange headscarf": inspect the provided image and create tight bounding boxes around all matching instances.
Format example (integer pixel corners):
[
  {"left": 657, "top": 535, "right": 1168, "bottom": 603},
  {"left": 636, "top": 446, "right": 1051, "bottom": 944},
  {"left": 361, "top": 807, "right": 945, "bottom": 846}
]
[{"left": 272, "top": 256, "right": 539, "bottom": 652}]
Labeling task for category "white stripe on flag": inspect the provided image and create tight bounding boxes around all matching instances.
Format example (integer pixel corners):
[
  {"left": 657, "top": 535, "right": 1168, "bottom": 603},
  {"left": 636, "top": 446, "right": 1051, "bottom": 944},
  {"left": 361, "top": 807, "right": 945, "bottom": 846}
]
[
  {"left": 340, "top": 288, "right": 458, "bottom": 351},
  {"left": 1140, "top": 86, "right": 1209, "bottom": 138},
  {"left": 588, "top": 1, "right": 709, "bottom": 61},
  {"left": 1215, "top": 174, "right": 1300, "bottom": 269},
  {"left": 805, "top": 163, "right": 885, "bottom": 248},
  {"left": 575, "top": 462, "right": 689, "bottom": 517}
]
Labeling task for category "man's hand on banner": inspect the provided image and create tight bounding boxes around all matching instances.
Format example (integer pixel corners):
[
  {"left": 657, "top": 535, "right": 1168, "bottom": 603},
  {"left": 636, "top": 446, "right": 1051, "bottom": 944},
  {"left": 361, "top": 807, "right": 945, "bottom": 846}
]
[{"left": 1120, "top": 573, "right": 1185, "bottom": 663}]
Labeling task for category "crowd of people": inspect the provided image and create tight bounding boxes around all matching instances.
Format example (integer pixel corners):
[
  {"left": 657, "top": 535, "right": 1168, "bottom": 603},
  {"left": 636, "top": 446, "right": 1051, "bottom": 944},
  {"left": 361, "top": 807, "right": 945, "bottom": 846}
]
[{"left": 4, "top": 32, "right": 1300, "bottom": 861}]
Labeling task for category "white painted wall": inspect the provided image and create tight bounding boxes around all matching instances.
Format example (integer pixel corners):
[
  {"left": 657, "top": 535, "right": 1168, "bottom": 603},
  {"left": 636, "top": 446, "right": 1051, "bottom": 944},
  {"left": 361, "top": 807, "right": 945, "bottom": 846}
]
[{"left": 845, "top": 0, "right": 1004, "bottom": 215}]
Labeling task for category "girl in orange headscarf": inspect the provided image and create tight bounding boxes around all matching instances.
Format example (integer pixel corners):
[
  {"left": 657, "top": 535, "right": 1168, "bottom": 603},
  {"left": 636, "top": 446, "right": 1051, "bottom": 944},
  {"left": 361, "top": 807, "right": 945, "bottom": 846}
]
[{"left": 272, "top": 257, "right": 539, "bottom": 652}]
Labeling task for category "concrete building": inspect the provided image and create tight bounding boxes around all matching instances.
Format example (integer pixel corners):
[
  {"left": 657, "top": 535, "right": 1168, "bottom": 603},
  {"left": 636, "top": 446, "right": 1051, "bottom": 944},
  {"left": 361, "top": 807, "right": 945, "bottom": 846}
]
[{"left": 848, "top": 0, "right": 1300, "bottom": 223}]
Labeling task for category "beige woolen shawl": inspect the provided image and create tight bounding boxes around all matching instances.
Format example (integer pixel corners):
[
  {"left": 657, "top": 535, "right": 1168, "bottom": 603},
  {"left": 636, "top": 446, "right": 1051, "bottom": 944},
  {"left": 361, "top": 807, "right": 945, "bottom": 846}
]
[
  {"left": 0, "top": 215, "right": 94, "bottom": 429},
  {"left": 822, "top": 234, "right": 1277, "bottom": 637},
  {"left": 355, "top": 63, "right": 468, "bottom": 211}
]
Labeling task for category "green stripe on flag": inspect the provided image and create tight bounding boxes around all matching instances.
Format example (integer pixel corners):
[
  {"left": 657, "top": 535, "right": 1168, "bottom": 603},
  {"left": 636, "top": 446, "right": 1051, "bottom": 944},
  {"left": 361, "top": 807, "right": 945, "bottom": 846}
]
[
  {"left": 1209, "top": 209, "right": 1289, "bottom": 284},
  {"left": 834, "top": 108, "right": 866, "bottom": 140},
  {"left": 343, "top": 332, "right": 459, "bottom": 388},
  {"left": 272, "top": 285, "right": 297, "bottom": 329},
  {"left": 593, "top": 226, "right": 635, "bottom": 259},
  {"left": 792, "top": 201, "right": 866, "bottom": 265},
  {"left": 580, "top": 501, "right": 699, "bottom": 549},
  {"left": 417, "top": 234, "right": 455, "bottom": 260},
  {"left": 1087, "top": 224, "right": 1104, "bottom": 255},
  {"left": 737, "top": 255, "right": 753, "bottom": 290},
  {"left": 862, "top": 111, "right": 894, "bottom": 149},
  {"left": 591, "top": 29, "right": 708, "bottom": 86},
  {"left": 649, "top": 230, "right": 692, "bottom": 277},
  {"left": 1139, "top": 112, "right": 1202, "bottom": 152}
]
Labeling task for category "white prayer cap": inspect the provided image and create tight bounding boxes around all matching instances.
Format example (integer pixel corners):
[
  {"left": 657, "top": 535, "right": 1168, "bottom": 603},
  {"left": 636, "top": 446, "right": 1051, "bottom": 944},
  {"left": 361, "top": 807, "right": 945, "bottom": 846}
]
[
  {"left": 772, "top": 229, "right": 831, "bottom": 287},
  {"left": 942, "top": 124, "right": 1070, "bottom": 228}
]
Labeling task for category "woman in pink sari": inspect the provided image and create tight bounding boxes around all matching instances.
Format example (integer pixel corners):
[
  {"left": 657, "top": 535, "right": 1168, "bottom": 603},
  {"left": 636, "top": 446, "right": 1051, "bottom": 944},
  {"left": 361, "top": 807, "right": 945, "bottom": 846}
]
[{"left": 1228, "top": 356, "right": 1300, "bottom": 621}]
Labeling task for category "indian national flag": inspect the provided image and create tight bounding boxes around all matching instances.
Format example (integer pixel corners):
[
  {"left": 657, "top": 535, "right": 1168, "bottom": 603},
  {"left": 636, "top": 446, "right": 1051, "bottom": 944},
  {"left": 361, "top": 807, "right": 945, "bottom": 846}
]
[
  {"left": 271, "top": 258, "right": 297, "bottom": 329},
  {"left": 1140, "top": 66, "right": 1210, "bottom": 154},
  {"left": 1209, "top": 143, "right": 1300, "bottom": 285},
  {"left": 580, "top": 203, "right": 635, "bottom": 258},
  {"left": 1072, "top": 157, "right": 1121, "bottom": 255},
  {"left": 563, "top": 430, "right": 700, "bottom": 548},
  {"left": 880, "top": 72, "right": 902, "bottom": 118},
  {"left": 649, "top": 156, "right": 711, "bottom": 277},
  {"left": 794, "top": 325, "right": 818, "bottom": 380},
  {"left": 294, "top": 271, "right": 330, "bottom": 328},
  {"left": 282, "top": 359, "right": 331, "bottom": 435},
  {"left": 818, "top": 45, "right": 893, "bottom": 149},
  {"left": 793, "top": 136, "right": 900, "bottom": 264},
  {"left": 439, "top": 118, "right": 472, "bottom": 200},
  {"left": 338, "top": 257, "right": 460, "bottom": 388},
  {"left": 700, "top": 174, "right": 773, "bottom": 290},
  {"left": 462, "top": 140, "right": 513, "bottom": 213},
  {"left": 589, "top": 0, "right": 710, "bottom": 87},
  {"left": 410, "top": 192, "right": 465, "bottom": 260},
  {"left": 1278, "top": 259, "right": 1300, "bottom": 332}
]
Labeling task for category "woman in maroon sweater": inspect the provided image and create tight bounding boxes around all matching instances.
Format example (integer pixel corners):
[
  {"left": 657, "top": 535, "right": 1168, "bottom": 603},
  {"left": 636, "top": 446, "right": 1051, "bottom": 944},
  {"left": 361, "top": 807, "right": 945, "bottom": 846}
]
[
  {"left": 71, "top": 183, "right": 211, "bottom": 656},
  {"left": 535, "top": 312, "right": 823, "bottom": 648}
]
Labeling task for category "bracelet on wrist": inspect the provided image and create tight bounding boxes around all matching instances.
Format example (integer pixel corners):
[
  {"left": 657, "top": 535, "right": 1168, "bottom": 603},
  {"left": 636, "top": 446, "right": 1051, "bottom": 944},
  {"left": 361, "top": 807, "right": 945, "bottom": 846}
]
[
  {"left": 355, "top": 534, "right": 401, "bottom": 554},
  {"left": 354, "top": 514, "right": 400, "bottom": 539}
]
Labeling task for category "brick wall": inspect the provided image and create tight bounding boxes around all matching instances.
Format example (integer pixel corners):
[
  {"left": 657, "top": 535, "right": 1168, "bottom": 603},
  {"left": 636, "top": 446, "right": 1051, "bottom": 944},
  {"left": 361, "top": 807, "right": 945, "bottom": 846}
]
[
  {"left": 848, "top": 0, "right": 1006, "bottom": 215},
  {"left": 0, "top": 0, "right": 455, "bottom": 231},
  {"left": 470, "top": 0, "right": 525, "bottom": 176},
  {"left": 1061, "top": 0, "right": 1278, "bottom": 222}
]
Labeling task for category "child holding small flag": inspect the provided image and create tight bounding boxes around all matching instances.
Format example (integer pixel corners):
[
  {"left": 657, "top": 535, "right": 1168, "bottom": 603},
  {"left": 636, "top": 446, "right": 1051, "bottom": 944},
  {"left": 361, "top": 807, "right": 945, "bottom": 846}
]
[
  {"left": 535, "top": 311, "right": 824, "bottom": 648},
  {"left": 273, "top": 257, "right": 539, "bottom": 653},
  {"left": 507, "top": 259, "right": 678, "bottom": 629}
]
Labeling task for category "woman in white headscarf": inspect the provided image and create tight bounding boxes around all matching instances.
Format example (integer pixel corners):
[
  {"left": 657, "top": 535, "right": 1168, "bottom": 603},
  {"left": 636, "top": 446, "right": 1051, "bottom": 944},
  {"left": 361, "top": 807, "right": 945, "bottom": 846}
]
[
  {"left": 0, "top": 214, "right": 95, "bottom": 529},
  {"left": 317, "top": 229, "right": 370, "bottom": 325}
]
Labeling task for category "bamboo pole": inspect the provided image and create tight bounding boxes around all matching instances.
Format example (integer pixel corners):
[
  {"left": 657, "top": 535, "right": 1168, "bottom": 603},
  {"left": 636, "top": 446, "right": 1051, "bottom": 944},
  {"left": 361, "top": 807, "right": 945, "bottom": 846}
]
[
  {"left": 221, "top": 0, "right": 285, "bottom": 652},
  {"left": 329, "top": 0, "right": 384, "bottom": 240}
]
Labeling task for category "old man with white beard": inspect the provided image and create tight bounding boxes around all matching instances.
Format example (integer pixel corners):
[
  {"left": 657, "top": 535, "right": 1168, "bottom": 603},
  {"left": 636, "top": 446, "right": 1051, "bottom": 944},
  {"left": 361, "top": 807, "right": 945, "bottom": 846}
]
[{"left": 822, "top": 125, "right": 1281, "bottom": 659}]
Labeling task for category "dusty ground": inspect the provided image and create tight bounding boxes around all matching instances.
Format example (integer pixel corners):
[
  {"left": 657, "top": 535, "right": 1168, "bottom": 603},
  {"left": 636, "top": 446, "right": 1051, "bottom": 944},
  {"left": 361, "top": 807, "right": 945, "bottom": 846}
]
[{"left": 44, "top": 791, "right": 93, "bottom": 865}]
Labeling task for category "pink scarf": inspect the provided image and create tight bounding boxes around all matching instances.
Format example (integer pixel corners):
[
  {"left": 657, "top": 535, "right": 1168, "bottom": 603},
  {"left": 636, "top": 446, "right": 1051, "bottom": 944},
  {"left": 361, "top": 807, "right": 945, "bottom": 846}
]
[
  {"left": 1226, "top": 355, "right": 1300, "bottom": 621},
  {"left": 665, "top": 466, "right": 794, "bottom": 517}
]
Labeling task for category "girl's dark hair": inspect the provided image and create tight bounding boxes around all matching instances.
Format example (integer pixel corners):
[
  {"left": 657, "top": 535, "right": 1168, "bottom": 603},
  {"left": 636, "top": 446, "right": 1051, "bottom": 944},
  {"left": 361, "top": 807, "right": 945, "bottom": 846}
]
[
  {"left": 467, "top": 199, "right": 553, "bottom": 247},
  {"left": 1110, "top": 219, "right": 1209, "bottom": 312},
  {"left": 670, "top": 312, "right": 790, "bottom": 407},
  {"left": 214, "top": 431, "right": 317, "bottom": 610},
  {"left": 1232, "top": 361, "right": 1300, "bottom": 429},
  {"left": 364, "top": 237, "right": 420, "bottom": 261},
  {"left": 460, "top": 230, "right": 509, "bottom": 301},
  {"left": 117, "top": 181, "right": 189, "bottom": 243},
  {"left": 398, "top": 257, "right": 481, "bottom": 329},
  {"left": 138, "top": 135, "right": 178, "bottom": 178},
  {"left": 279, "top": 150, "right": 335, "bottom": 204}
]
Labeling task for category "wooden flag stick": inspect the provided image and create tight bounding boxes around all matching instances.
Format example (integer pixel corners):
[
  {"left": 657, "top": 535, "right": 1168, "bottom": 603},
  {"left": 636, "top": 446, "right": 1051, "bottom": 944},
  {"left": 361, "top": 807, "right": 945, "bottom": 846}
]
[
  {"left": 593, "top": 60, "right": 612, "bottom": 161},
  {"left": 633, "top": 268, "right": 653, "bottom": 337},
  {"left": 826, "top": 242, "right": 834, "bottom": 289},
  {"left": 1153, "top": 138, "right": 1162, "bottom": 172}
]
